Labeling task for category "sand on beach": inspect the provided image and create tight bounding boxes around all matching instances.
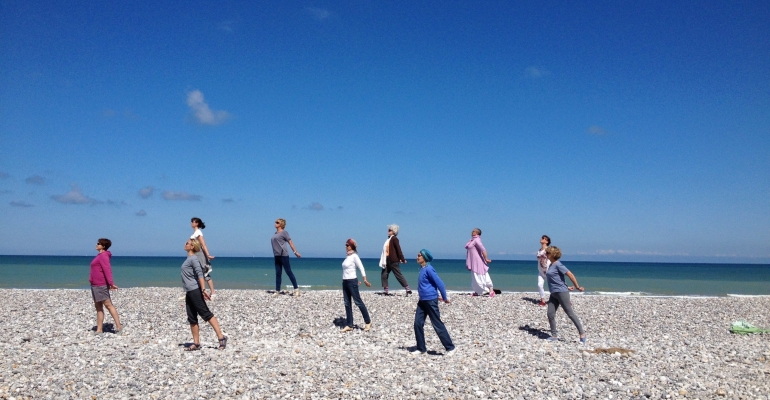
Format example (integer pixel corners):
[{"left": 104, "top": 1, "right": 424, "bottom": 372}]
[{"left": 0, "top": 288, "right": 768, "bottom": 398}]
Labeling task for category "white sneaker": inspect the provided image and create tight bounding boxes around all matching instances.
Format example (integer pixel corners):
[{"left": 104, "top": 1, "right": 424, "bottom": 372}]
[
  {"left": 293, "top": 288, "right": 301, "bottom": 297},
  {"left": 445, "top": 349, "right": 456, "bottom": 357},
  {"left": 410, "top": 348, "right": 426, "bottom": 355}
]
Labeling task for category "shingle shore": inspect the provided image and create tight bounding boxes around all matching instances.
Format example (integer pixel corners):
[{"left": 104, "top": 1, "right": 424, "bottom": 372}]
[{"left": 1, "top": 288, "right": 768, "bottom": 399}]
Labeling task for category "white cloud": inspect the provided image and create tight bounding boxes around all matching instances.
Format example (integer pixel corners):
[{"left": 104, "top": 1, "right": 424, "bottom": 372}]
[
  {"left": 51, "top": 184, "right": 101, "bottom": 205},
  {"left": 305, "top": 202, "right": 324, "bottom": 211},
  {"left": 186, "top": 90, "right": 231, "bottom": 126},
  {"left": 10, "top": 201, "right": 34, "bottom": 208},
  {"left": 136, "top": 210, "right": 147, "bottom": 217},
  {"left": 306, "top": 7, "right": 331, "bottom": 21},
  {"left": 139, "top": 186, "right": 154, "bottom": 199},
  {"left": 525, "top": 66, "right": 550, "bottom": 78},
  {"left": 162, "top": 190, "right": 202, "bottom": 201},
  {"left": 588, "top": 125, "right": 607, "bottom": 135},
  {"left": 25, "top": 175, "right": 45, "bottom": 185}
]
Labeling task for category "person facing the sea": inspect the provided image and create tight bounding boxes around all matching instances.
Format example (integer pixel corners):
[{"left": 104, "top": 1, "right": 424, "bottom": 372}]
[
  {"left": 379, "top": 224, "right": 411, "bottom": 296},
  {"left": 544, "top": 246, "right": 586, "bottom": 344},
  {"left": 89, "top": 238, "right": 124, "bottom": 335},
  {"left": 465, "top": 228, "right": 494, "bottom": 297},
  {"left": 271, "top": 218, "right": 302, "bottom": 296},
  {"left": 340, "top": 238, "right": 372, "bottom": 332},
  {"left": 411, "top": 249, "right": 455, "bottom": 355},
  {"left": 181, "top": 238, "right": 227, "bottom": 351},
  {"left": 190, "top": 217, "right": 215, "bottom": 297},
  {"left": 536, "top": 235, "right": 551, "bottom": 306}
]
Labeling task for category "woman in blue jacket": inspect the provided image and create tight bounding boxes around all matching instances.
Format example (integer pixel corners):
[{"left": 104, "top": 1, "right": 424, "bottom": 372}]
[{"left": 411, "top": 249, "right": 455, "bottom": 356}]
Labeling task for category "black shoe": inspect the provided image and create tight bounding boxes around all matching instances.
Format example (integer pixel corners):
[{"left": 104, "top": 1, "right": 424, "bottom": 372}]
[{"left": 406, "top": 290, "right": 412, "bottom": 296}]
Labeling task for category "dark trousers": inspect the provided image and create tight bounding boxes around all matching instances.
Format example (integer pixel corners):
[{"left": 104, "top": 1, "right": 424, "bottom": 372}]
[
  {"left": 342, "top": 279, "right": 371, "bottom": 327},
  {"left": 185, "top": 288, "right": 214, "bottom": 325},
  {"left": 547, "top": 291, "right": 585, "bottom": 336},
  {"left": 274, "top": 256, "right": 298, "bottom": 291},
  {"left": 414, "top": 299, "right": 454, "bottom": 352},
  {"left": 381, "top": 261, "right": 409, "bottom": 289}
]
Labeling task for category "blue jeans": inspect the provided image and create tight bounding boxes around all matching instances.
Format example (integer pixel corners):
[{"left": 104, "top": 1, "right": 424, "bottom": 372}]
[
  {"left": 342, "top": 279, "right": 370, "bottom": 327},
  {"left": 414, "top": 299, "right": 454, "bottom": 352},
  {"left": 274, "top": 256, "right": 298, "bottom": 291}
]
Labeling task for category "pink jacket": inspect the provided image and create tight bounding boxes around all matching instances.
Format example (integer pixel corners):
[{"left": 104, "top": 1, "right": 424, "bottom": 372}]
[
  {"left": 89, "top": 251, "right": 114, "bottom": 286},
  {"left": 465, "top": 236, "right": 489, "bottom": 274}
]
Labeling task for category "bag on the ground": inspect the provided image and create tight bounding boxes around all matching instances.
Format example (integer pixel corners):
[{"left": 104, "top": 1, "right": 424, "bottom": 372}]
[{"left": 729, "top": 320, "right": 770, "bottom": 334}]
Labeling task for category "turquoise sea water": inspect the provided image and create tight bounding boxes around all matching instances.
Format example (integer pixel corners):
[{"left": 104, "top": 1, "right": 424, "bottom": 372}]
[{"left": 2, "top": 255, "right": 769, "bottom": 296}]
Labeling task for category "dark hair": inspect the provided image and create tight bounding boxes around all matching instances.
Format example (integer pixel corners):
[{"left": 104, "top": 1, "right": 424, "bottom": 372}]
[
  {"left": 98, "top": 238, "right": 112, "bottom": 250},
  {"left": 542, "top": 235, "right": 551, "bottom": 245},
  {"left": 473, "top": 228, "right": 482, "bottom": 236},
  {"left": 191, "top": 217, "right": 206, "bottom": 229},
  {"left": 346, "top": 238, "right": 357, "bottom": 252}
]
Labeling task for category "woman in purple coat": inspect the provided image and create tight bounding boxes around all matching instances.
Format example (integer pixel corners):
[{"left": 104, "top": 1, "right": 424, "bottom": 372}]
[{"left": 465, "top": 228, "right": 494, "bottom": 297}]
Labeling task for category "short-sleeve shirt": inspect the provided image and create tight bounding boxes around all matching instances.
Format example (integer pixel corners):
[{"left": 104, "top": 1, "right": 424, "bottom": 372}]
[
  {"left": 271, "top": 230, "right": 292, "bottom": 256},
  {"left": 545, "top": 261, "right": 570, "bottom": 293},
  {"left": 190, "top": 228, "right": 203, "bottom": 240}
]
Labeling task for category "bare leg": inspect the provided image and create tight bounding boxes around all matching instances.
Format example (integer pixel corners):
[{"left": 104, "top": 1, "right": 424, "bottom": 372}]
[
  {"left": 102, "top": 299, "right": 122, "bottom": 331},
  {"left": 190, "top": 323, "right": 200, "bottom": 344},
  {"left": 94, "top": 301, "right": 105, "bottom": 332},
  {"left": 207, "top": 316, "right": 225, "bottom": 339},
  {"left": 207, "top": 279, "right": 215, "bottom": 296}
]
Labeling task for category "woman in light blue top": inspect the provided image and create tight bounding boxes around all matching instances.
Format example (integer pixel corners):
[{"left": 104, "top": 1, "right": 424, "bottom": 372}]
[{"left": 544, "top": 246, "right": 586, "bottom": 344}]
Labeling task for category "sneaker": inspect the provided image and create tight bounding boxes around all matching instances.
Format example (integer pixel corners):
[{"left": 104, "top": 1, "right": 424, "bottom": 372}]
[
  {"left": 445, "top": 349, "right": 456, "bottom": 357},
  {"left": 410, "top": 348, "right": 426, "bottom": 355},
  {"left": 580, "top": 335, "right": 587, "bottom": 344},
  {"left": 406, "top": 290, "right": 412, "bottom": 296},
  {"left": 538, "top": 300, "right": 546, "bottom": 307},
  {"left": 364, "top": 322, "right": 372, "bottom": 332},
  {"left": 272, "top": 290, "right": 282, "bottom": 296},
  {"left": 293, "top": 288, "right": 300, "bottom": 297}
]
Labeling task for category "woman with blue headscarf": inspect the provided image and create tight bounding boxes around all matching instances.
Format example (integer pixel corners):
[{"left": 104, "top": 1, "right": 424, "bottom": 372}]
[{"left": 411, "top": 249, "right": 455, "bottom": 356}]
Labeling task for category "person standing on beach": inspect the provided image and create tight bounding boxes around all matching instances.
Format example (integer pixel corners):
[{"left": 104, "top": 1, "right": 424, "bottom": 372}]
[
  {"left": 190, "top": 217, "right": 216, "bottom": 297},
  {"left": 271, "top": 218, "right": 302, "bottom": 296},
  {"left": 380, "top": 224, "right": 411, "bottom": 296},
  {"left": 465, "top": 228, "right": 494, "bottom": 297},
  {"left": 544, "top": 246, "right": 586, "bottom": 344},
  {"left": 536, "top": 235, "right": 551, "bottom": 306},
  {"left": 411, "top": 249, "right": 455, "bottom": 355},
  {"left": 181, "top": 238, "right": 227, "bottom": 351},
  {"left": 340, "top": 239, "right": 372, "bottom": 332},
  {"left": 89, "top": 238, "right": 124, "bottom": 335}
]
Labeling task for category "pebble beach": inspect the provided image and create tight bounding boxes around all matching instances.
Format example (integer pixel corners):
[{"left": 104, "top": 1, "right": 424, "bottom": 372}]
[{"left": 1, "top": 288, "right": 768, "bottom": 399}]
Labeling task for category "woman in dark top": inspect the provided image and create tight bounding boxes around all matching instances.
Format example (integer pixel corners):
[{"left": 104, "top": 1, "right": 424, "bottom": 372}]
[{"left": 381, "top": 224, "right": 411, "bottom": 296}]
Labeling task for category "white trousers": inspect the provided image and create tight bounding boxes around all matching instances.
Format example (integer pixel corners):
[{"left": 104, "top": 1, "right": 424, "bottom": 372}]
[
  {"left": 471, "top": 272, "right": 494, "bottom": 295},
  {"left": 537, "top": 271, "right": 546, "bottom": 299}
]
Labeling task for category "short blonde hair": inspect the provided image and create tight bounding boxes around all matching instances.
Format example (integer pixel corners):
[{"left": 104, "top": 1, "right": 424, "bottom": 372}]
[
  {"left": 188, "top": 239, "right": 201, "bottom": 253},
  {"left": 276, "top": 218, "right": 286, "bottom": 229},
  {"left": 545, "top": 246, "right": 562, "bottom": 261}
]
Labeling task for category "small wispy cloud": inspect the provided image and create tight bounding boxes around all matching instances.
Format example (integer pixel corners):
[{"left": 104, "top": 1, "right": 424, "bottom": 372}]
[
  {"left": 10, "top": 201, "right": 34, "bottom": 208},
  {"left": 25, "top": 175, "right": 45, "bottom": 185},
  {"left": 337, "top": 206, "right": 343, "bottom": 210},
  {"left": 106, "top": 199, "right": 128, "bottom": 207},
  {"left": 136, "top": 210, "right": 147, "bottom": 217},
  {"left": 306, "top": 7, "right": 331, "bottom": 21},
  {"left": 222, "top": 198, "right": 235, "bottom": 203},
  {"left": 162, "top": 190, "right": 202, "bottom": 201},
  {"left": 51, "top": 184, "right": 101, "bottom": 205},
  {"left": 587, "top": 125, "right": 608, "bottom": 135},
  {"left": 186, "top": 90, "right": 231, "bottom": 126},
  {"left": 305, "top": 202, "right": 324, "bottom": 211},
  {"left": 139, "top": 186, "right": 154, "bottom": 199},
  {"left": 218, "top": 20, "right": 236, "bottom": 32},
  {"left": 0, "top": 172, "right": 8, "bottom": 179},
  {"left": 525, "top": 66, "right": 550, "bottom": 78}
]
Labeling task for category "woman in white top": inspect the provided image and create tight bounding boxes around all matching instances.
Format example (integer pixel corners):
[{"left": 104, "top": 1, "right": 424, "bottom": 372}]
[
  {"left": 536, "top": 235, "right": 551, "bottom": 306},
  {"left": 191, "top": 217, "right": 215, "bottom": 296},
  {"left": 340, "top": 238, "right": 372, "bottom": 333}
]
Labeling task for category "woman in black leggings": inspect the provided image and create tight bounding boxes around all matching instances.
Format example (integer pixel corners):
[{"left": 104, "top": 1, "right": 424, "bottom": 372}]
[{"left": 544, "top": 246, "right": 586, "bottom": 344}]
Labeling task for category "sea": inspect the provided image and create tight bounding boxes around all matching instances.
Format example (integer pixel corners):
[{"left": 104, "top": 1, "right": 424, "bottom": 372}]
[{"left": 2, "top": 255, "right": 769, "bottom": 297}]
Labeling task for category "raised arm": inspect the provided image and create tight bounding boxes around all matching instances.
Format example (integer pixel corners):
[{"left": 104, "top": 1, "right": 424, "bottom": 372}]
[{"left": 197, "top": 234, "right": 215, "bottom": 260}]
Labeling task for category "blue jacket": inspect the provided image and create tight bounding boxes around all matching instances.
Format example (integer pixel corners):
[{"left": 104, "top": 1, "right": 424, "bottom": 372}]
[{"left": 417, "top": 263, "right": 448, "bottom": 301}]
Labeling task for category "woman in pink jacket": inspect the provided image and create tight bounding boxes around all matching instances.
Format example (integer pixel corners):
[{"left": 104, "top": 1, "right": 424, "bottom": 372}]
[
  {"left": 465, "top": 228, "right": 494, "bottom": 297},
  {"left": 89, "top": 238, "right": 124, "bottom": 335}
]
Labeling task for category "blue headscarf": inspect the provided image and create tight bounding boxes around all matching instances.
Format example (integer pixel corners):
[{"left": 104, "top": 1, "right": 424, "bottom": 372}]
[{"left": 419, "top": 249, "right": 433, "bottom": 263}]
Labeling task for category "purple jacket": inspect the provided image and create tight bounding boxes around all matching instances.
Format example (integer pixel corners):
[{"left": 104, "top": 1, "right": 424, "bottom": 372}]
[
  {"left": 465, "top": 236, "right": 488, "bottom": 274},
  {"left": 89, "top": 251, "right": 114, "bottom": 286}
]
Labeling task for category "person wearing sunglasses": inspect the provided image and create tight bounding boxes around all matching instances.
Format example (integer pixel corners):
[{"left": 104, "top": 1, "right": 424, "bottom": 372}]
[
  {"left": 340, "top": 239, "right": 372, "bottom": 332},
  {"left": 89, "top": 238, "right": 124, "bottom": 335},
  {"left": 544, "top": 246, "right": 586, "bottom": 344},
  {"left": 181, "top": 239, "right": 227, "bottom": 351},
  {"left": 379, "top": 224, "right": 411, "bottom": 296},
  {"left": 465, "top": 228, "right": 494, "bottom": 297},
  {"left": 271, "top": 218, "right": 302, "bottom": 296}
]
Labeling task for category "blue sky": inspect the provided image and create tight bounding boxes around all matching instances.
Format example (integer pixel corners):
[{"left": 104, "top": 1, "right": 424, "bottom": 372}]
[{"left": 1, "top": 1, "right": 768, "bottom": 262}]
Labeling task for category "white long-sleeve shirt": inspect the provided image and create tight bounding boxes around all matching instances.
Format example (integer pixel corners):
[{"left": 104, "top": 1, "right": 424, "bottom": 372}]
[{"left": 342, "top": 253, "right": 366, "bottom": 280}]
